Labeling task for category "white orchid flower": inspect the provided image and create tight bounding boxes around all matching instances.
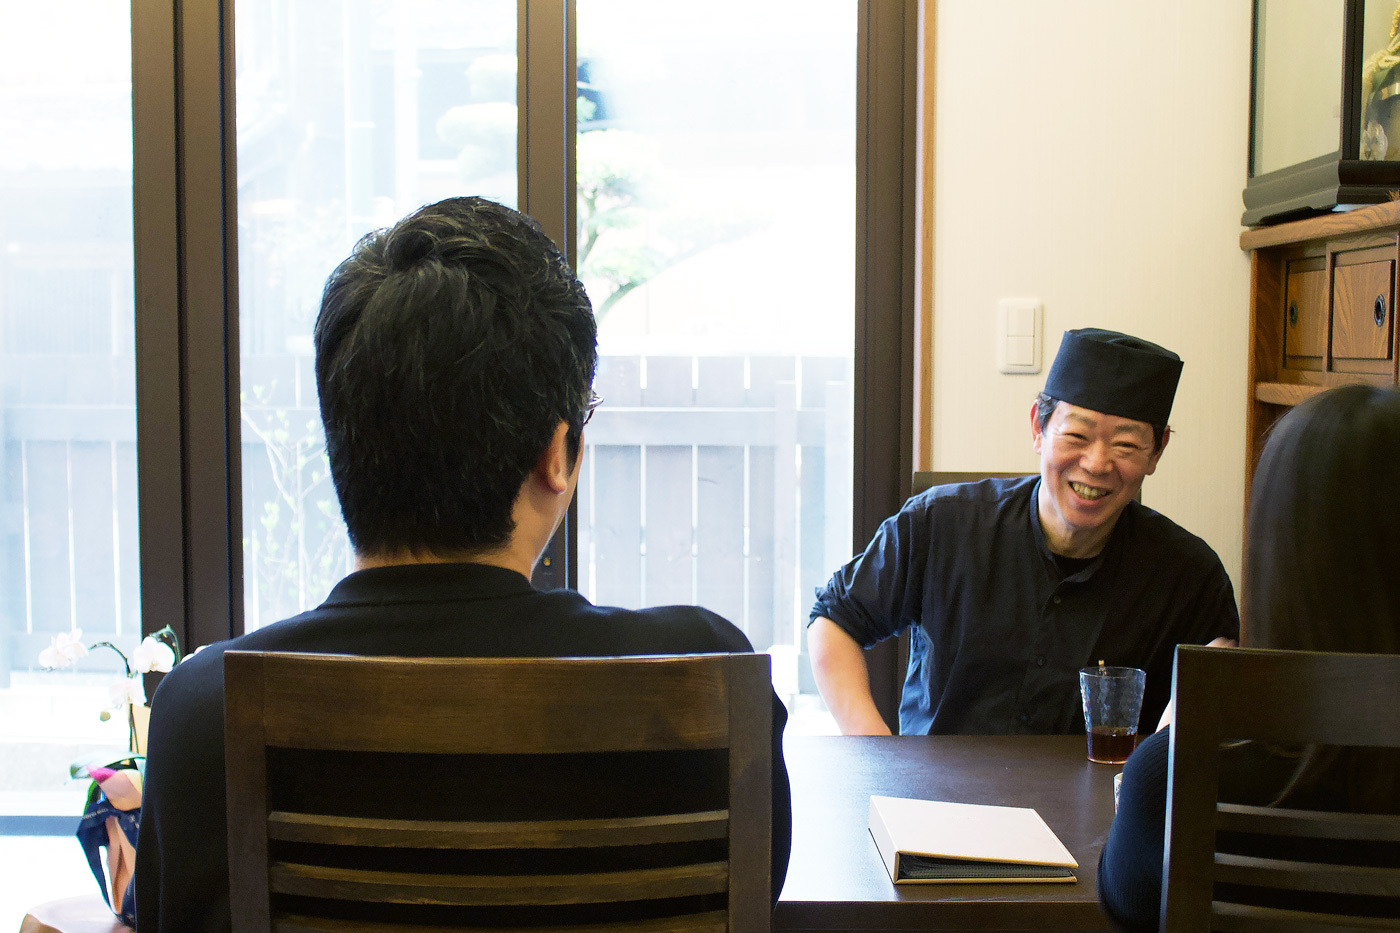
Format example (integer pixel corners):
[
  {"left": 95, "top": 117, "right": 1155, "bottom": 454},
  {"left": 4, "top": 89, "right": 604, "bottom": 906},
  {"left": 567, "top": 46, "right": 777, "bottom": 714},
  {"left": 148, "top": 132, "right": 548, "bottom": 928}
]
[
  {"left": 107, "top": 678, "right": 146, "bottom": 709},
  {"left": 130, "top": 636, "right": 176, "bottom": 674},
  {"left": 38, "top": 630, "right": 89, "bottom": 670}
]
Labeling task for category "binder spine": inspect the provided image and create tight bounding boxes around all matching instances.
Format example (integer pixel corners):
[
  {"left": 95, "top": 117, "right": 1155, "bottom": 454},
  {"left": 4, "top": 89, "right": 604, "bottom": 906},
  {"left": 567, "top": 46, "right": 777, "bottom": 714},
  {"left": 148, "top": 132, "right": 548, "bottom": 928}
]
[{"left": 866, "top": 796, "right": 902, "bottom": 882}]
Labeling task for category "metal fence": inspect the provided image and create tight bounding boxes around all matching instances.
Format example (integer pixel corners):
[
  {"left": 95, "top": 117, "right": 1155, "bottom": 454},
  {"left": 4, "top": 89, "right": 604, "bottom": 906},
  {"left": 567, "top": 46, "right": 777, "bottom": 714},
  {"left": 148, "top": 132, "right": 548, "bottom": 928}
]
[{"left": 0, "top": 354, "right": 140, "bottom": 682}]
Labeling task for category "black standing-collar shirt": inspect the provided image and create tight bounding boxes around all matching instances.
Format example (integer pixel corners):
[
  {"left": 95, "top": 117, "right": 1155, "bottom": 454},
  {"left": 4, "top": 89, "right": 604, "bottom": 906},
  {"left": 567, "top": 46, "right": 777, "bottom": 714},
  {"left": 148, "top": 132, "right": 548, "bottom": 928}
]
[{"left": 811, "top": 476, "right": 1238, "bottom": 735}]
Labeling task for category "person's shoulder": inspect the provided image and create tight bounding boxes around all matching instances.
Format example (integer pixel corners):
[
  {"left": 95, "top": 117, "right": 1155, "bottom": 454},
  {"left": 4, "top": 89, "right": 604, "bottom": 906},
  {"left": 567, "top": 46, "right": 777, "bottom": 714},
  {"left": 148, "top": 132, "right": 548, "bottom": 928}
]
[
  {"left": 1127, "top": 726, "right": 1172, "bottom": 774},
  {"left": 905, "top": 474, "right": 1036, "bottom": 514},
  {"left": 587, "top": 602, "right": 755, "bottom": 654},
  {"left": 152, "top": 612, "right": 322, "bottom": 704},
  {"left": 1120, "top": 502, "right": 1227, "bottom": 572}
]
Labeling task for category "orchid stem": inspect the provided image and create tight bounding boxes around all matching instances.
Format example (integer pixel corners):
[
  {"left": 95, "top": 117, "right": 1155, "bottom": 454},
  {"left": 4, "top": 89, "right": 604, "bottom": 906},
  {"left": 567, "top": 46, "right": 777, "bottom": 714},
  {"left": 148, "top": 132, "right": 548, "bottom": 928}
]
[{"left": 88, "top": 642, "right": 132, "bottom": 679}]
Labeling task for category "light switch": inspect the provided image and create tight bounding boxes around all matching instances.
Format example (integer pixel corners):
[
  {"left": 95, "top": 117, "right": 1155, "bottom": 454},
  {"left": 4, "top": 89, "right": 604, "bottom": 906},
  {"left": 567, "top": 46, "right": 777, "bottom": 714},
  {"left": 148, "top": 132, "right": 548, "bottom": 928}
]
[
  {"left": 1006, "top": 305, "right": 1036, "bottom": 337},
  {"left": 1006, "top": 335, "right": 1035, "bottom": 367},
  {"left": 997, "top": 299, "right": 1042, "bottom": 374}
]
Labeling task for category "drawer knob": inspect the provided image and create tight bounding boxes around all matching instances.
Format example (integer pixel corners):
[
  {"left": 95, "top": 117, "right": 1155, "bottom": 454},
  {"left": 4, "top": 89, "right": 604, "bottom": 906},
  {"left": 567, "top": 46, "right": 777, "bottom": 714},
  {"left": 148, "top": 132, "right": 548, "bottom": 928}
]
[
  {"left": 1376, "top": 295, "right": 1388, "bottom": 328},
  {"left": 1288, "top": 301, "right": 1298, "bottom": 327}
]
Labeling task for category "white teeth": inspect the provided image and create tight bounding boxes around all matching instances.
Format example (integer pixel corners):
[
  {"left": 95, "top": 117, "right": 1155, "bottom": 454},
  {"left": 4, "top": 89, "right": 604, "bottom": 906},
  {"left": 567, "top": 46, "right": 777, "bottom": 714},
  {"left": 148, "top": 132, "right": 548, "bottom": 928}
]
[{"left": 1070, "top": 481, "right": 1108, "bottom": 501}]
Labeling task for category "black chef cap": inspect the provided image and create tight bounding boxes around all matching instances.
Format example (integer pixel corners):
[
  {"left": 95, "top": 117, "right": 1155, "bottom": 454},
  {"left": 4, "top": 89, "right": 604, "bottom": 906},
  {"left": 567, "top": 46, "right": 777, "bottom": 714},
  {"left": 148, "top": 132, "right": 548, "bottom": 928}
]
[{"left": 1043, "top": 328, "right": 1182, "bottom": 426}]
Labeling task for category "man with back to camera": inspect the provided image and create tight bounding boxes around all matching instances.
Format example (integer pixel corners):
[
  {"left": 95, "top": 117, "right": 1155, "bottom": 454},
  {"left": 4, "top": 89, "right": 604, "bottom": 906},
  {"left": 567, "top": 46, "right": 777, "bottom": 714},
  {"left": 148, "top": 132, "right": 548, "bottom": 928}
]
[
  {"left": 808, "top": 328, "right": 1239, "bottom": 736},
  {"left": 134, "top": 197, "right": 791, "bottom": 932}
]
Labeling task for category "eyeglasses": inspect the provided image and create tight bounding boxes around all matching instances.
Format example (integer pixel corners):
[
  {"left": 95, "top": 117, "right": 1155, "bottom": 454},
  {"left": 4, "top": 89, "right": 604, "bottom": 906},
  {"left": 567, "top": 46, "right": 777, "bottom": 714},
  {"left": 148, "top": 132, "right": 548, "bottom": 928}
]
[{"left": 581, "top": 390, "right": 603, "bottom": 428}]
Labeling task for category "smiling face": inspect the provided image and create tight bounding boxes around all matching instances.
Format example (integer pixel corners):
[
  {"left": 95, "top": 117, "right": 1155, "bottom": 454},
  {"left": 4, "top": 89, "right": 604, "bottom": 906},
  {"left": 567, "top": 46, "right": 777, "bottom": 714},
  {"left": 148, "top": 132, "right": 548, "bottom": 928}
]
[{"left": 1030, "top": 400, "right": 1167, "bottom": 557}]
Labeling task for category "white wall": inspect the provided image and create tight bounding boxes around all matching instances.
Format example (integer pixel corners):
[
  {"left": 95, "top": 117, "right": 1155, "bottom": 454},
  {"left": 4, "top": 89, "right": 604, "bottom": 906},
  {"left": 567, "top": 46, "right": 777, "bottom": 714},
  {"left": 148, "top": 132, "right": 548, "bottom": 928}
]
[{"left": 932, "top": 0, "right": 1253, "bottom": 584}]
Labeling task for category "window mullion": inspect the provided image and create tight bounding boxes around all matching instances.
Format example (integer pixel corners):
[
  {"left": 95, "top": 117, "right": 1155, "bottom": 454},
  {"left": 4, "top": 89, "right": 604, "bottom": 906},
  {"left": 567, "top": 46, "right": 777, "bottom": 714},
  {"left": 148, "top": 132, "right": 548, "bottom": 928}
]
[{"left": 519, "top": 0, "right": 579, "bottom": 591}]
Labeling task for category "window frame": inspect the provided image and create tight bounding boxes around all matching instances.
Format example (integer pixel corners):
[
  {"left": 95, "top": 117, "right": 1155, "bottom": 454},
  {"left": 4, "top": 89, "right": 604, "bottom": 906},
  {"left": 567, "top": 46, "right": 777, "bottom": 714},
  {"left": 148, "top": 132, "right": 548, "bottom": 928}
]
[{"left": 131, "top": 0, "right": 918, "bottom": 730}]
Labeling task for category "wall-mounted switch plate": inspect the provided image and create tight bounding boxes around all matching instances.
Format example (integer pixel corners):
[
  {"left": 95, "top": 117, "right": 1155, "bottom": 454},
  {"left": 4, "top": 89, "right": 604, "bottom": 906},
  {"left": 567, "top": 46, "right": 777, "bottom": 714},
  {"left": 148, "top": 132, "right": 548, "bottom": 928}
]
[{"left": 997, "top": 299, "right": 1042, "bottom": 374}]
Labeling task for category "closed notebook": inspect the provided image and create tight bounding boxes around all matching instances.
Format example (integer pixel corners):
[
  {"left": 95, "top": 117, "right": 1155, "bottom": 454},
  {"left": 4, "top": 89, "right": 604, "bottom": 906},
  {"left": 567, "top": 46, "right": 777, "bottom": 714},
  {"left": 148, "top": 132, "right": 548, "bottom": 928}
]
[{"left": 867, "top": 795, "right": 1078, "bottom": 884}]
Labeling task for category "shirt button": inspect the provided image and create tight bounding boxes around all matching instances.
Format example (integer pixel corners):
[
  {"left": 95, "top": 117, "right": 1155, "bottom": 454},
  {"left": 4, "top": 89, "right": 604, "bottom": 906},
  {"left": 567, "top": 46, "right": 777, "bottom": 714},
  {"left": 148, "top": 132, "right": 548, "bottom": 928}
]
[
  {"left": 1036, "top": 656, "right": 1047, "bottom": 667},
  {"left": 1019, "top": 713, "right": 1030, "bottom": 723},
  {"left": 1053, "top": 595, "right": 1062, "bottom": 605}
]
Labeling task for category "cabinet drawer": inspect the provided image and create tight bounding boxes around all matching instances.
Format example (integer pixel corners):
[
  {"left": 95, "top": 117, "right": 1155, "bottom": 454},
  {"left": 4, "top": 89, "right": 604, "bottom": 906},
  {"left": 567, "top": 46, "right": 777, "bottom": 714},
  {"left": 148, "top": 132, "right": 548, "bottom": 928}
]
[
  {"left": 1283, "top": 259, "right": 1327, "bottom": 369},
  {"left": 1332, "top": 252, "right": 1394, "bottom": 368}
]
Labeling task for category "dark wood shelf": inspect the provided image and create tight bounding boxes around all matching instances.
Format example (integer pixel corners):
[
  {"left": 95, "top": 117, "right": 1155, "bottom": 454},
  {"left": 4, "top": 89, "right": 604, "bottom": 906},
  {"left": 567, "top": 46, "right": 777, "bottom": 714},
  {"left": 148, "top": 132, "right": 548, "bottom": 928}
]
[{"left": 1253, "top": 382, "right": 1327, "bottom": 406}]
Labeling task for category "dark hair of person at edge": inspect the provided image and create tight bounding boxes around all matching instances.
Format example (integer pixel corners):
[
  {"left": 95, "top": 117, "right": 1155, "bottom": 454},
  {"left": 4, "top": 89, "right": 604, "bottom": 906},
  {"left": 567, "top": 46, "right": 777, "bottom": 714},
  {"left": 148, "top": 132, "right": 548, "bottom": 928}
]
[
  {"left": 1244, "top": 383, "right": 1400, "bottom": 812},
  {"left": 314, "top": 196, "right": 599, "bottom": 559}
]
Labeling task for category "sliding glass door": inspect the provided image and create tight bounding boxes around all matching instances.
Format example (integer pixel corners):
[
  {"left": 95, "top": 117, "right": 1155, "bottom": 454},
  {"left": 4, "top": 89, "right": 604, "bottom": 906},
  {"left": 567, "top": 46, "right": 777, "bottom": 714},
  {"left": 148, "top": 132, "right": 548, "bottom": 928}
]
[
  {"left": 234, "top": 0, "right": 518, "bottom": 629},
  {"left": 0, "top": 0, "right": 914, "bottom": 835},
  {"left": 574, "top": 0, "right": 856, "bottom": 729},
  {"left": 1, "top": 2, "right": 141, "bottom": 812}
]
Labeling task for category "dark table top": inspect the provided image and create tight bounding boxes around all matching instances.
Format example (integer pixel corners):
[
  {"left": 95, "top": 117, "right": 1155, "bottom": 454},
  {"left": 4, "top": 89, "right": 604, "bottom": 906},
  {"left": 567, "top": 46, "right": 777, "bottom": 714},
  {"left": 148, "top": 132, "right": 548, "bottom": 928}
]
[{"left": 775, "top": 735, "right": 1119, "bottom": 932}]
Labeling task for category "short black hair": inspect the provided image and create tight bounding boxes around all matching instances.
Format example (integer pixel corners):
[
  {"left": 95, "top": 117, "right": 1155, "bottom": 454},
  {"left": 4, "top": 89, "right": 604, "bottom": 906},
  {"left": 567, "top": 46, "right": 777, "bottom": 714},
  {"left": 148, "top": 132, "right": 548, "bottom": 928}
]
[
  {"left": 1034, "top": 393, "right": 1167, "bottom": 453},
  {"left": 314, "top": 197, "right": 598, "bottom": 557}
]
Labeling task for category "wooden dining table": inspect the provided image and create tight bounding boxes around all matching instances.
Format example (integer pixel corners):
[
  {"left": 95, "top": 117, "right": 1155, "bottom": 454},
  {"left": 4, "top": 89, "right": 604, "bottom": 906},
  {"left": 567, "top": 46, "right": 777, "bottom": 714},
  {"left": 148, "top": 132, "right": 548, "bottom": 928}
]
[{"left": 775, "top": 734, "right": 1120, "bottom": 932}]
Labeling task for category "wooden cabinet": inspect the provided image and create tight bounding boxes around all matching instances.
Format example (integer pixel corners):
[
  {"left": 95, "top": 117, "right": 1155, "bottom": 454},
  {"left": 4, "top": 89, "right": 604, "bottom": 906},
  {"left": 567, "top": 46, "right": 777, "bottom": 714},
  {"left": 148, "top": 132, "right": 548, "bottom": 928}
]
[
  {"left": 1331, "top": 249, "right": 1393, "bottom": 369},
  {"left": 1242, "top": 202, "right": 1400, "bottom": 501},
  {"left": 1283, "top": 258, "right": 1327, "bottom": 368}
]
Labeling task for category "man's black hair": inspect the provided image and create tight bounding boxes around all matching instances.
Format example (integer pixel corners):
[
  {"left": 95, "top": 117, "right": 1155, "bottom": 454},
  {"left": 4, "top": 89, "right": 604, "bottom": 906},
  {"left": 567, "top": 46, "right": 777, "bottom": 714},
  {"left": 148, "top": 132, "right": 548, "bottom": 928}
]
[
  {"left": 1035, "top": 392, "right": 1166, "bottom": 453},
  {"left": 314, "top": 196, "right": 598, "bottom": 557}
]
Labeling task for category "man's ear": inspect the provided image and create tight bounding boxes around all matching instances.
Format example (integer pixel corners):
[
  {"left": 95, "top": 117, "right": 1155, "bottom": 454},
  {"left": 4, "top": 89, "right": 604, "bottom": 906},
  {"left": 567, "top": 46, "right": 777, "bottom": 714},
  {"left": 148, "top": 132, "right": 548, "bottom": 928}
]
[
  {"left": 1029, "top": 398, "right": 1045, "bottom": 454},
  {"left": 533, "top": 422, "right": 575, "bottom": 495},
  {"left": 1145, "top": 425, "right": 1170, "bottom": 475}
]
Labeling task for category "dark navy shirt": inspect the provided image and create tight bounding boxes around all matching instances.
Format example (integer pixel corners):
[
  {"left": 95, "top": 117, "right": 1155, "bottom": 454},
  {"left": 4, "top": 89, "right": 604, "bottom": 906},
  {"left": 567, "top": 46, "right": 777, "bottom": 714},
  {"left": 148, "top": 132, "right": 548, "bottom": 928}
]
[{"left": 810, "top": 476, "right": 1239, "bottom": 735}]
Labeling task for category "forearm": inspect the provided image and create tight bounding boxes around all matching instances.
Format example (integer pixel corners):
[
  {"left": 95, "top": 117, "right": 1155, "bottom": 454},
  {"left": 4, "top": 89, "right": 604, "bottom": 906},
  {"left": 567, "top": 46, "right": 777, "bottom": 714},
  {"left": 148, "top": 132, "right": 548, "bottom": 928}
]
[{"left": 808, "top": 617, "right": 893, "bottom": 735}]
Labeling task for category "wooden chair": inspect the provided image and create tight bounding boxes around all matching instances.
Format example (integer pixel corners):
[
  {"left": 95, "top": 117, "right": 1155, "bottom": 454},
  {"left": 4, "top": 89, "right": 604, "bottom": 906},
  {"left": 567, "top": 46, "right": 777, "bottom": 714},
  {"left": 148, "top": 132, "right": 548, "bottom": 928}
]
[
  {"left": 224, "top": 651, "right": 772, "bottom": 933},
  {"left": 1162, "top": 646, "right": 1400, "bottom": 931},
  {"left": 910, "top": 471, "right": 1029, "bottom": 497}
]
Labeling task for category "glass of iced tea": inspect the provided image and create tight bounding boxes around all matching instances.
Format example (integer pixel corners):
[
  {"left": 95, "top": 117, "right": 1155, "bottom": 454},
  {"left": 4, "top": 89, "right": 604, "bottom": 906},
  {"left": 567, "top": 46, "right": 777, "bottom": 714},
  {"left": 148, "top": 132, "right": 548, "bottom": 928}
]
[{"left": 1078, "top": 664, "right": 1146, "bottom": 764}]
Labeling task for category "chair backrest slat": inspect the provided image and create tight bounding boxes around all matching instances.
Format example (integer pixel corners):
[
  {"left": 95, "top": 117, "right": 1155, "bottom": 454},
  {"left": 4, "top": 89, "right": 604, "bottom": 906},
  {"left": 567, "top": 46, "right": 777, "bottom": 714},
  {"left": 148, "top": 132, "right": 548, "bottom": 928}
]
[
  {"left": 1162, "top": 647, "right": 1400, "bottom": 932},
  {"left": 911, "top": 471, "right": 1028, "bottom": 497},
  {"left": 1211, "top": 901, "right": 1400, "bottom": 933},
  {"left": 226, "top": 651, "right": 771, "bottom": 932},
  {"left": 268, "top": 861, "right": 730, "bottom": 906},
  {"left": 267, "top": 810, "right": 730, "bottom": 849},
  {"left": 1217, "top": 803, "right": 1400, "bottom": 842},
  {"left": 247, "top": 653, "right": 734, "bottom": 754},
  {"left": 273, "top": 908, "right": 730, "bottom": 933},
  {"left": 1214, "top": 854, "right": 1400, "bottom": 898}
]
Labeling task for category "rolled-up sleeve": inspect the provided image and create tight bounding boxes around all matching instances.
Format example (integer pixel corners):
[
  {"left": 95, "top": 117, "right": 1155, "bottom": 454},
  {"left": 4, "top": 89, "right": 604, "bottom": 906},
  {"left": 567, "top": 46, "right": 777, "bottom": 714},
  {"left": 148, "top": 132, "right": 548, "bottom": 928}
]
[{"left": 810, "top": 502, "right": 927, "bottom": 647}]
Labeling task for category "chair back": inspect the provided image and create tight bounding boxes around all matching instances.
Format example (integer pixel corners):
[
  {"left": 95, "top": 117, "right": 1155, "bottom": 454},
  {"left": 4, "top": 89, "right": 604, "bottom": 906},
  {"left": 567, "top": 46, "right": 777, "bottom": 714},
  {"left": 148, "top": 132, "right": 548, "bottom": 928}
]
[
  {"left": 1162, "top": 646, "right": 1400, "bottom": 931},
  {"left": 224, "top": 651, "right": 772, "bottom": 933},
  {"left": 910, "top": 471, "right": 1029, "bottom": 497}
]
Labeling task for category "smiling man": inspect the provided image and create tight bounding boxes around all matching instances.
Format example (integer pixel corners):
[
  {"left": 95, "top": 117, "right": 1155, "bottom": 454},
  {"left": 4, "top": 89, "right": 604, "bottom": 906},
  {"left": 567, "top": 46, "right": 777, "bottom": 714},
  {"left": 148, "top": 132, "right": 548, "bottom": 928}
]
[{"left": 808, "top": 328, "right": 1238, "bottom": 736}]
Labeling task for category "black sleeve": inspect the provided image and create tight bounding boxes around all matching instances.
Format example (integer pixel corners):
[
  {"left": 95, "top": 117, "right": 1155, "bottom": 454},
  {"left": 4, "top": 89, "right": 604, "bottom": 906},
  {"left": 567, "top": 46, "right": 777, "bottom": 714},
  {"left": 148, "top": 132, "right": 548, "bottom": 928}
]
[
  {"left": 1203, "top": 570, "right": 1241, "bottom": 643},
  {"left": 768, "top": 691, "right": 793, "bottom": 906},
  {"left": 809, "top": 501, "right": 926, "bottom": 647},
  {"left": 1097, "top": 728, "right": 1171, "bottom": 932},
  {"left": 134, "top": 650, "right": 232, "bottom": 933}
]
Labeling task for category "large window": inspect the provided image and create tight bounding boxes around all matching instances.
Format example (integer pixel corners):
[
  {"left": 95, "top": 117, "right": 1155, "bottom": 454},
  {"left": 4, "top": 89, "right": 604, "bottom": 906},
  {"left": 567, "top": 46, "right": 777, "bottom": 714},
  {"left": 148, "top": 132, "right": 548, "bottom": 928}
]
[
  {"left": 574, "top": 1, "right": 856, "bottom": 728},
  {"left": 0, "top": 3, "right": 140, "bottom": 815},
  {"left": 0, "top": 0, "right": 914, "bottom": 835},
  {"left": 235, "top": 0, "right": 518, "bottom": 630}
]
